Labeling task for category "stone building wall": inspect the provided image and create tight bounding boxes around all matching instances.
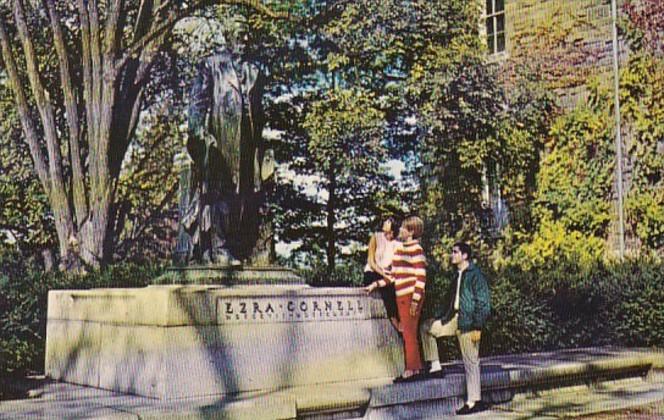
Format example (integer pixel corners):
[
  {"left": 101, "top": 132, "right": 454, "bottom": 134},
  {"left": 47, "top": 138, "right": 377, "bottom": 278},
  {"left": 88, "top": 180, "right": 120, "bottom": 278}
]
[
  {"left": 486, "top": 0, "right": 638, "bottom": 254},
  {"left": 500, "top": 0, "right": 630, "bottom": 105}
]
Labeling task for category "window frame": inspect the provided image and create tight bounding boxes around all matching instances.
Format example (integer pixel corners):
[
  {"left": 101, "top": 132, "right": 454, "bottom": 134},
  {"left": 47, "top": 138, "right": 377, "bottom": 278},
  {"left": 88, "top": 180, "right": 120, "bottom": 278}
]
[{"left": 485, "top": 0, "right": 506, "bottom": 55}]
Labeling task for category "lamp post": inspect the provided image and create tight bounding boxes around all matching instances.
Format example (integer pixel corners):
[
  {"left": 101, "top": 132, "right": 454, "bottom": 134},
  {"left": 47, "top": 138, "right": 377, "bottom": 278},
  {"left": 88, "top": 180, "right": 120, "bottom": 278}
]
[{"left": 611, "top": 0, "right": 625, "bottom": 259}]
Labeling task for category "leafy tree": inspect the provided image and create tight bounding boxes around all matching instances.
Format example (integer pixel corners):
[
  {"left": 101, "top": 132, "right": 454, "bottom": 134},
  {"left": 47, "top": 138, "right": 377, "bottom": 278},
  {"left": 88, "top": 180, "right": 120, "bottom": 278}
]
[
  {"left": 415, "top": 41, "right": 505, "bottom": 259},
  {"left": 371, "top": 2, "right": 507, "bottom": 263},
  {"left": 286, "top": 1, "right": 556, "bottom": 269},
  {"left": 235, "top": 0, "right": 410, "bottom": 270},
  {"left": 301, "top": 87, "right": 387, "bottom": 272},
  {"left": 0, "top": 0, "right": 286, "bottom": 270}
]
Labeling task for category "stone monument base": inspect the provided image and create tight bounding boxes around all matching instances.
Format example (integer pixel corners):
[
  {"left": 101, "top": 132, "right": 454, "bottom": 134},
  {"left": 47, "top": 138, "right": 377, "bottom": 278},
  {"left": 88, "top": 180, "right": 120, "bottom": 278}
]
[
  {"left": 153, "top": 265, "right": 304, "bottom": 285},
  {"left": 45, "top": 284, "right": 402, "bottom": 399}
]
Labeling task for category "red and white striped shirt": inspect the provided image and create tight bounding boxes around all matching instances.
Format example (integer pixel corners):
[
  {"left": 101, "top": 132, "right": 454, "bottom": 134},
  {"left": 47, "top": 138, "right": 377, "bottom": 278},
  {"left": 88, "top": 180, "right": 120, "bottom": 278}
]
[{"left": 377, "top": 239, "right": 426, "bottom": 307}]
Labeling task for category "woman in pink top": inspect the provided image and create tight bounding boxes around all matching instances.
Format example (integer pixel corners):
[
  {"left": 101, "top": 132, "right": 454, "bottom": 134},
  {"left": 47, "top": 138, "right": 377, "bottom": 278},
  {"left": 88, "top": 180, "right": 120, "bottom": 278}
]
[{"left": 363, "top": 217, "right": 400, "bottom": 331}]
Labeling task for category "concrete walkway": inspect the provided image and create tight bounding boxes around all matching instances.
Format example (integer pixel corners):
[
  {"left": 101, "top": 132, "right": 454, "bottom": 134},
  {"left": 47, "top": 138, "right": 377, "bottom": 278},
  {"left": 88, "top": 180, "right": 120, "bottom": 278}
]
[{"left": 2, "top": 347, "right": 664, "bottom": 419}]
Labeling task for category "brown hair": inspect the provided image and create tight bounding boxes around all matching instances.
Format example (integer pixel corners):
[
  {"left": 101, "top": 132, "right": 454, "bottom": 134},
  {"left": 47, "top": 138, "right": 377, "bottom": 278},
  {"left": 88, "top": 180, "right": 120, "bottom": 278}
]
[{"left": 402, "top": 216, "right": 424, "bottom": 239}]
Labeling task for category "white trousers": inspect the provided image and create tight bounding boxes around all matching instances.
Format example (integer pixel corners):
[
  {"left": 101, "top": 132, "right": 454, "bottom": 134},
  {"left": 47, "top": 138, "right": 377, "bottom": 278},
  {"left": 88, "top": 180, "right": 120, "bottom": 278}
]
[{"left": 420, "top": 316, "right": 482, "bottom": 403}]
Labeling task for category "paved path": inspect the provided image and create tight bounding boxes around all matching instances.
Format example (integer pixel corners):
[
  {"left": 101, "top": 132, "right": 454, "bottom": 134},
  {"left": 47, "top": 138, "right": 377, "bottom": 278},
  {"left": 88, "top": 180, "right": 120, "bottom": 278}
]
[{"left": 1, "top": 347, "right": 664, "bottom": 419}]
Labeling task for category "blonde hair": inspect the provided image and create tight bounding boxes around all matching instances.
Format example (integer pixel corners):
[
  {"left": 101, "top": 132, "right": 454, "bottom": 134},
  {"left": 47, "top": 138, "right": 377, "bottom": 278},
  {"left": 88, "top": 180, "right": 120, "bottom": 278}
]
[{"left": 402, "top": 216, "right": 424, "bottom": 239}]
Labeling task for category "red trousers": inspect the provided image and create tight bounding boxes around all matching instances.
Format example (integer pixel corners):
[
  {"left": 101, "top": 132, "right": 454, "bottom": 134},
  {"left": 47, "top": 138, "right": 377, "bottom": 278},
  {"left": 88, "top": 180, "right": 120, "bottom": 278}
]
[{"left": 396, "top": 295, "right": 423, "bottom": 372}]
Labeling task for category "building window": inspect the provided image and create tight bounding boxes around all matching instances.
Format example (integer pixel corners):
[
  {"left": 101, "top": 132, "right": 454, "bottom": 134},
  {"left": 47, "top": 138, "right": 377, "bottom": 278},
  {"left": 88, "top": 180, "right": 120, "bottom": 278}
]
[{"left": 485, "top": 0, "right": 505, "bottom": 54}]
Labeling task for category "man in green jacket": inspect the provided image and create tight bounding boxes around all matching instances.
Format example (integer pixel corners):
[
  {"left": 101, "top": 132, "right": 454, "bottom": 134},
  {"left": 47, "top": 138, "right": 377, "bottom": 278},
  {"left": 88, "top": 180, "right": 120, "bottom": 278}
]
[{"left": 419, "top": 242, "right": 491, "bottom": 415}]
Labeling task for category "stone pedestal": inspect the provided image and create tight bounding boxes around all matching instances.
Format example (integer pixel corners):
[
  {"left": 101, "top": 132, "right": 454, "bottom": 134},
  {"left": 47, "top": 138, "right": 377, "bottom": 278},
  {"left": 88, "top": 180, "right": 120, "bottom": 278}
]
[
  {"left": 45, "top": 285, "right": 402, "bottom": 399},
  {"left": 153, "top": 266, "right": 304, "bottom": 285}
]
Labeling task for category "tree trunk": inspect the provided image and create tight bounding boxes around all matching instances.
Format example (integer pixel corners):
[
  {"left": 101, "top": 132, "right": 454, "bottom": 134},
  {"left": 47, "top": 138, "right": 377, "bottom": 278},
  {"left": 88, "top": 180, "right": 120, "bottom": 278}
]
[
  {"left": 326, "top": 168, "right": 337, "bottom": 277},
  {"left": 0, "top": 0, "right": 286, "bottom": 271},
  {"left": 2, "top": 1, "right": 77, "bottom": 267}
]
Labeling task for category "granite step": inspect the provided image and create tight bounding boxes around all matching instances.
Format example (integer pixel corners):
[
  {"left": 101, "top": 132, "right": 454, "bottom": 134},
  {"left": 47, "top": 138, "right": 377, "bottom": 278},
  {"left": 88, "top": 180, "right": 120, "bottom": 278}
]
[{"left": 325, "top": 347, "right": 664, "bottom": 419}]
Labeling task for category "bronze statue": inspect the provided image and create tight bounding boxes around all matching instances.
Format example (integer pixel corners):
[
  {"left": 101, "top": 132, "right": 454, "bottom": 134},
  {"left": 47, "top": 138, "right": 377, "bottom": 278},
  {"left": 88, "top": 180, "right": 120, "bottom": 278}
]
[{"left": 177, "top": 47, "right": 275, "bottom": 266}]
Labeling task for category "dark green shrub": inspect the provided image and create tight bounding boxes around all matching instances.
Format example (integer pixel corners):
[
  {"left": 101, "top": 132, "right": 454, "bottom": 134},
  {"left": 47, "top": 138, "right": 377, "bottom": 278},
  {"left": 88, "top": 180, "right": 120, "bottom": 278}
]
[
  {"left": 422, "top": 258, "right": 664, "bottom": 360},
  {"left": 598, "top": 260, "right": 664, "bottom": 347},
  {"left": 298, "top": 262, "right": 365, "bottom": 287},
  {"left": 424, "top": 264, "right": 556, "bottom": 360},
  {"left": 0, "top": 253, "right": 164, "bottom": 378},
  {"left": 2, "top": 246, "right": 663, "bottom": 381},
  {"left": 482, "top": 269, "right": 556, "bottom": 355}
]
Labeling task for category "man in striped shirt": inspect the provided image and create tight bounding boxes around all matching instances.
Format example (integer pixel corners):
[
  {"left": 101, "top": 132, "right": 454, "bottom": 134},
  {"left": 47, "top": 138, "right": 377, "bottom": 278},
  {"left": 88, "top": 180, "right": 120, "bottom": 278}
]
[{"left": 365, "top": 216, "right": 426, "bottom": 382}]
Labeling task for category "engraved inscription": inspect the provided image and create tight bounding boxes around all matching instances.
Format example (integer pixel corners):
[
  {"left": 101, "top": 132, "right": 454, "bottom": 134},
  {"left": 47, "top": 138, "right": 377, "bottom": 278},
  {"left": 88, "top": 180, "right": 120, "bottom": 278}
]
[{"left": 216, "top": 296, "right": 366, "bottom": 324}]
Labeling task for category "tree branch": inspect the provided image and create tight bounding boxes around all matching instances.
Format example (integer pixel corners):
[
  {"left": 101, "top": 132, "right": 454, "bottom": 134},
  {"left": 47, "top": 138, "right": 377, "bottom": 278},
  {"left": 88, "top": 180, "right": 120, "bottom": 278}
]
[
  {"left": 45, "top": 0, "right": 88, "bottom": 226},
  {"left": 133, "top": 0, "right": 156, "bottom": 41},
  {"left": 12, "top": 0, "right": 70, "bottom": 210},
  {"left": 116, "top": 184, "right": 178, "bottom": 255},
  {"left": 115, "top": 0, "right": 289, "bottom": 74},
  {"left": 97, "top": 0, "right": 122, "bottom": 175},
  {"left": 0, "top": 16, "right": 50, "bottom": 195},
  {"left": 76, "top": 0, "right": 94, "bottom": 168},
  {"left": 87, "top": 0, "right": 103, "bottom": 167},
  {"left": 104, "top": 0, "right": 123, "bottom": 59},
  {"left": 126, "top": 89, "right": 144, "bottom": 148},
  {"left": 12, "top": 0, "right": 75, "bottom": 256}
]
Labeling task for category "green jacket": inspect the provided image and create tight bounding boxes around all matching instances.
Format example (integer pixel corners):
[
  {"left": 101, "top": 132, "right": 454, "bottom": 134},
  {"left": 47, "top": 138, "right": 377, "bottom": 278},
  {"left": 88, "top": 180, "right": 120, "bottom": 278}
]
[{"left": 436, "top": 262, "right": 491, "bottom": 332}]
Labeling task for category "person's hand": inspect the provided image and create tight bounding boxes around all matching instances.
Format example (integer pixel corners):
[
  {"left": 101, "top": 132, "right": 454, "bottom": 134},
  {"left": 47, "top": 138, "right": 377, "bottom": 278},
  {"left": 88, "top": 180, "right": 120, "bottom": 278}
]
[
  {"left": 364, "top": 282, "right": 378, "bottom": 294},
  {"left": 470, "top": 330, "right": 481, "bottom": 343},
  {"left": 409, "top": 302, "right": 418, "bottom": 317}
]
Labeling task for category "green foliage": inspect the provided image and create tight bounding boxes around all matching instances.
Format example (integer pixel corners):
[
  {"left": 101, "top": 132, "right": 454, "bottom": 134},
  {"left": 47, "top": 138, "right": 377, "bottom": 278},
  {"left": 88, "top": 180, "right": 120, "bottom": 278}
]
[
  {"left": 482, "top": 268, "right": 555, "bottom": 355},
  {"left": 510, "top": 44, "right": 664, "bottom": 263},
  {"left": 497, "top": 66, "right": 560, "bottom": 231},
  {"left": 626, "top": 192, "right": 664, "bottom": 251},
  {"left": 297, "top": 261, "right": 365, "bottom": 287},
  {"left": 304, "top": 88, "right": 386, "bottom": 174},
  {"left": 603, "top": 261, "right": 664, "bottom": 346},
  {"left": 620, "top": 53, "right": 664, "bottom": 251},
  {"left": 502, "top": 3, "right": 664, "bottom": 263},
  {"left": 396, "top": 3, "right": 507, "bottom": 263},
  {"left": 113, "top": 103, "right": 184, "bottom": 262},
  {"left": 0, "top": 82, "right": 56, "bottom": 255},
  {"left": 252, "top": 1, "right": 412, "bottom": 271},
  {"left": 509, "top": 97, "right": 614, "bottom": 272},
  {"left": 0, "top": 250, "right": 163, "bottom": 377},
  {"left": 276, "top": 86, "right": 395, "bottom": 268},
  {"left": 535, "top": 105, "right": 614, "bottom": 235},
  {"left": 422, "top": 259, "right": 664, "bottom": 361},
  {"left": 511, "top": 219, "right": 605, "bottom": 274}
]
